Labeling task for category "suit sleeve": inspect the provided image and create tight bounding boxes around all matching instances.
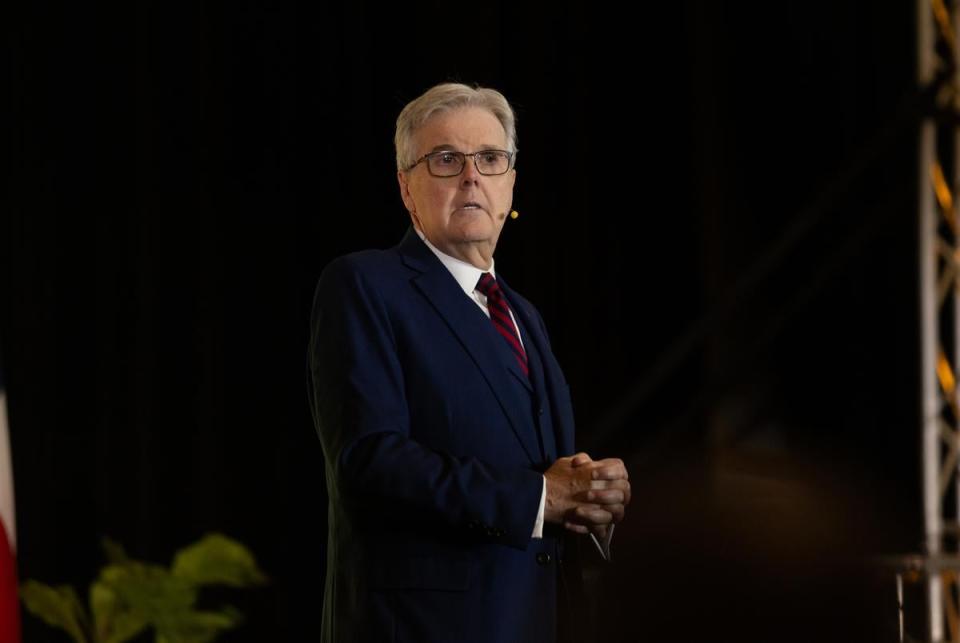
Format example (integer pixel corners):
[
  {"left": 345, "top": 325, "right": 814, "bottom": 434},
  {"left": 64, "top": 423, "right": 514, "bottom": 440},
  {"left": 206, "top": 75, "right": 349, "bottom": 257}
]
[{"left": 309, "top": 256, "right": 543, "bottom": 550}]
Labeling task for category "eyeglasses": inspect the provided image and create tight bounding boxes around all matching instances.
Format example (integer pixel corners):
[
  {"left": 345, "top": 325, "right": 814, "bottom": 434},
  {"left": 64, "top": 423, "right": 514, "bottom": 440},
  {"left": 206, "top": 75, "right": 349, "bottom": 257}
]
[{"left": 407, "top": 149, "right": 515, "bottom": 177}]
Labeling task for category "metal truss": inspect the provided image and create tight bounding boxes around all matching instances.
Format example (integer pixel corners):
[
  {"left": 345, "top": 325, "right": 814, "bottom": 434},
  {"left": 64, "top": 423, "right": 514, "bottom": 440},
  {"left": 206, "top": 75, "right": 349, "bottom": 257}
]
[{"left": 907, "top": 0, "right": 960, "bottom": 640}]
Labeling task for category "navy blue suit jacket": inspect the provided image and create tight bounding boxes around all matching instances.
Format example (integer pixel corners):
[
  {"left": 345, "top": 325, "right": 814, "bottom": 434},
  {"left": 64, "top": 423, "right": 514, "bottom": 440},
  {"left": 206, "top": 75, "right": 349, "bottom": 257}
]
[{"left": 309, "top": 228, "right": 579, "bottom": 643}]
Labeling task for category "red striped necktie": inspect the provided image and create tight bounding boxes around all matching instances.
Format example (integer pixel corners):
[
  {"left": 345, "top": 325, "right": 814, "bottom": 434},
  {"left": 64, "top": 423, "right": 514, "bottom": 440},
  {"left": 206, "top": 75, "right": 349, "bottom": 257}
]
[{"left": 476, "top": 273, "right": 529, "bottom": 377}]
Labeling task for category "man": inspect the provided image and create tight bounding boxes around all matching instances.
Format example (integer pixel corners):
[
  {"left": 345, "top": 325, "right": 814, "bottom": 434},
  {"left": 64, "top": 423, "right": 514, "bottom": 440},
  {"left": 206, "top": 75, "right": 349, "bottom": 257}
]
[{"left": 309, "top": 82, "right": 630, "bottom": 643}]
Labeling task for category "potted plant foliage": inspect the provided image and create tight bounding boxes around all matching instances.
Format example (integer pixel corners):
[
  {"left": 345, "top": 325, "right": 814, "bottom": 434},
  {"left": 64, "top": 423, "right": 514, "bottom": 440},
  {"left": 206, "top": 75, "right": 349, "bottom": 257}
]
[{"left": 20, "top": 533, "right": 267, "bottom": 643}]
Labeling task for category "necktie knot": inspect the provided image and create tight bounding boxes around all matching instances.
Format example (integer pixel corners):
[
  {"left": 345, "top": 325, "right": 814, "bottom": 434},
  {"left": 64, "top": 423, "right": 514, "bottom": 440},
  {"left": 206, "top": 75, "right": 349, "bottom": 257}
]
[{"left": 476, "top": 272, "right": 498, "bottom": 298}]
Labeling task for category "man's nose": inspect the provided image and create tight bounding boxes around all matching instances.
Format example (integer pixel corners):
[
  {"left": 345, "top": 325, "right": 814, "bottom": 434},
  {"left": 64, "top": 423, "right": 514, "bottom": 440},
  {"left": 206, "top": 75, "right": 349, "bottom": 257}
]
[{"left": 460, "top": 154, "right": 482, "bottom": 184}]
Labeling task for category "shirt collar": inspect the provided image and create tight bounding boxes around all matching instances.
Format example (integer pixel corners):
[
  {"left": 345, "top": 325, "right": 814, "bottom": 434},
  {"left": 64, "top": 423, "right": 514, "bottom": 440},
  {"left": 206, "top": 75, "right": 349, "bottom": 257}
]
[{"left": 415, "top": 228, "right": 496, "bottom": 297}]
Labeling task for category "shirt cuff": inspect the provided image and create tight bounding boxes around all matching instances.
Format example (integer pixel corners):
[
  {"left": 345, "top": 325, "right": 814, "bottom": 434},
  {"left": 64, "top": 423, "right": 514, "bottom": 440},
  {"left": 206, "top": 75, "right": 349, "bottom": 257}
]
[{"left": 531, "top": 475, "right": 546, "bottom": 538}]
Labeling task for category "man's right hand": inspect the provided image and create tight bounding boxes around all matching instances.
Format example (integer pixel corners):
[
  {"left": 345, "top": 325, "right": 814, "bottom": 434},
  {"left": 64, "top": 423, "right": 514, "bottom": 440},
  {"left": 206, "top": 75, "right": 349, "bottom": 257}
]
[{"left": 543, "top": 453, "right": 631, "bottom": 534}]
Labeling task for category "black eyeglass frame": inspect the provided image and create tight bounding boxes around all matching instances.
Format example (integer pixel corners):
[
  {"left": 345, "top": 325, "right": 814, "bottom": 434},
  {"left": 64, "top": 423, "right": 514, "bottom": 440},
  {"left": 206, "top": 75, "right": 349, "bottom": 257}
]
[{"left": 406, "top": 149, "right": 516, "bottom": 177}]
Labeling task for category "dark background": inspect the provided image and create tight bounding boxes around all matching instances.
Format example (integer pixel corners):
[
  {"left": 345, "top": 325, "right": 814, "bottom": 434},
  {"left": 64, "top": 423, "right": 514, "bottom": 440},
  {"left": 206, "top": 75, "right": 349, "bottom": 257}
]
[{"left": 4, "top": 2, "right": 923, "bottom": 641}]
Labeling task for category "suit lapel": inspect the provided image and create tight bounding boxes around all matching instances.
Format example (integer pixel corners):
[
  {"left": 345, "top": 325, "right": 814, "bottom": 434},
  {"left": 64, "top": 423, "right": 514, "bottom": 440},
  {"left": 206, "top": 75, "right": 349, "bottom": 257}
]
[{"left": 398, "top": 230, "right": 540, "bottom": 463}]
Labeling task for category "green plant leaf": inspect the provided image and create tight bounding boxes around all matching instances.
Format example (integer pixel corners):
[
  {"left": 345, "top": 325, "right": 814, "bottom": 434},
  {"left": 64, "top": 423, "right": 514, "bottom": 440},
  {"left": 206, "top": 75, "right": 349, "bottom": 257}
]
[
  {"left": 25, "top": 533, "right": 262, "bottom": 643},
  {"left": 90, "top": 581, "right": 148, "bottom": 643},
  {"left": 20, "top": 580, "right": 91, "bottom": 643},
  {"left": 99, "top": 561, "right": 198, "bottom": 619},
  {"left": 101, "top": 537, "right": 130, "bottom": 565},
  {"left": 154, "top": 607, "right": 242, "bottom": 643},
  {"left": 171, "top": 533, "right": 267, "bottom": 588}
]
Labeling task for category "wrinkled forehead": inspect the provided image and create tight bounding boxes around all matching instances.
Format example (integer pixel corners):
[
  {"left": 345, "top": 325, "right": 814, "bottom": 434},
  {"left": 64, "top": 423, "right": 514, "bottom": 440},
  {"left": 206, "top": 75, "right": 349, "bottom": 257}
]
[{"left": 413, "top": 107, "right": 508, "bottom": 154}]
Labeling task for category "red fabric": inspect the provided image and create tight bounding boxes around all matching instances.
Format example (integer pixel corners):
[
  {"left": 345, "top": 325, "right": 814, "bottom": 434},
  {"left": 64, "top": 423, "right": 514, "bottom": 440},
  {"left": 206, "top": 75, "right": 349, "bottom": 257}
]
[
  {"left": 476, "top": 273, "right": 529, "bottom": 376},
  {"left": 0, "top": 520, "right": 20, "bottom": 643}
]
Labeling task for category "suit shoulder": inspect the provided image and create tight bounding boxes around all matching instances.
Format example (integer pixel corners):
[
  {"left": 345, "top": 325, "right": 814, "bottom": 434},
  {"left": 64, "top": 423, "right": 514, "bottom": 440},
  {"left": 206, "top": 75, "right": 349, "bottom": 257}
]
[
  {"left": 310, "top": 249, "right": 405, "bottom": 320},
  {"left": 316, "top": 248, "right": 406, "bottom": 288},
  {"left": 323, "top": 248, "right": 399, "bottom": 276}
]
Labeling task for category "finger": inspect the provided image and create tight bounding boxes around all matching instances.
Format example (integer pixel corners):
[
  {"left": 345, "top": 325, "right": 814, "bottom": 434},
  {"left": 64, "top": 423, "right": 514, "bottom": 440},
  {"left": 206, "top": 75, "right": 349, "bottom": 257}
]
[
  {"left": 587, "top": 489, "right": 625, "bottom": 504},
  {"left": 591, "top": 464, "right": 627, "bottom": 481},
  {"left": 573, "top": 505, "right": 614, "bottom": 525},
  {"left": 590, "top": 479, "right": 630, "bottom": 491},
  {"left": 609, "top": 479, "right": 631, "bottom": 505},
  {"left": 564, "top": 521, "right": 590, "bottom": 535},
  {"left": 571, "top": 452, "right": 593, "bottom": 467},
  {"left": 583, "top": 504, "right": 624, "bottom": 523},
  {"left": 591, "top": 458, "right": 628, "bottom": 479}
]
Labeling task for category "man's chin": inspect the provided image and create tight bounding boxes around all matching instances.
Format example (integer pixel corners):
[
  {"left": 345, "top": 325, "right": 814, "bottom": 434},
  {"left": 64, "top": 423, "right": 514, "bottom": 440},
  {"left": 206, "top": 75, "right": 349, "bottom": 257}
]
[
  {"left": 454, "top": 220, "right": 498, "bottom": 242},
  {"left": 459, "top": 231, "right": 500, "bottom": 249}
]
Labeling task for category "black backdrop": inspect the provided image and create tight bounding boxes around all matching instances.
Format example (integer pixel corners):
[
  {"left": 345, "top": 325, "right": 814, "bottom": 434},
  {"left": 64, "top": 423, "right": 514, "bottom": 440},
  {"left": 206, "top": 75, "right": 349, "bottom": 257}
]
[{"left": 4, "top": 2, "right": 923, "bottom": 641}]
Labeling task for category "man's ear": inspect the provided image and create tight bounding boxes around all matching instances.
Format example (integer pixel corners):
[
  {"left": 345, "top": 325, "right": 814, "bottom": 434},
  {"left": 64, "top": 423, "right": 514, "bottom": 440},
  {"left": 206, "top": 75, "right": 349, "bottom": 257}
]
[{"left": 397, "top": 170, "right": 414, "bottom": 212}]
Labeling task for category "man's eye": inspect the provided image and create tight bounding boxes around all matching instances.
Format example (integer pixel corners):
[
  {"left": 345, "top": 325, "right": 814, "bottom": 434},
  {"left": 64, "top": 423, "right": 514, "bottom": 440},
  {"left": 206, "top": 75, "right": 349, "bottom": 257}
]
[{"left": 436, "top": 153, "right": 458, "bottom": 165}]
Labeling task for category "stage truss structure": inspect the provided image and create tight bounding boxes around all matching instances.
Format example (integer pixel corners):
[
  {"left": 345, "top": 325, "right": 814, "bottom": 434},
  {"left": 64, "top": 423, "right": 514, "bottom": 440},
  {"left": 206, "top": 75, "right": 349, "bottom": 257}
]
[{"left": 904, "top": 0, "right": 960, "bottom": 640}]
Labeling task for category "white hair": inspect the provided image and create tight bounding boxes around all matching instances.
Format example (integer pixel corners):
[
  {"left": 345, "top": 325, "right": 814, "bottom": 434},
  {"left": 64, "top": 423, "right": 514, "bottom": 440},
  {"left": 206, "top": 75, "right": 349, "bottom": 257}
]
[{"left": 394, "top": 82, "right": 518, "bottom": 171}]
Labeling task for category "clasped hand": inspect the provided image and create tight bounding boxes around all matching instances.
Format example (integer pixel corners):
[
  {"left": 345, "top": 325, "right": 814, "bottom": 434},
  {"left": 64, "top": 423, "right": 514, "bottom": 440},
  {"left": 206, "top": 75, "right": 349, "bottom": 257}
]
[{"left": 543, "top": 452, "right": 630, "bottom": 535}]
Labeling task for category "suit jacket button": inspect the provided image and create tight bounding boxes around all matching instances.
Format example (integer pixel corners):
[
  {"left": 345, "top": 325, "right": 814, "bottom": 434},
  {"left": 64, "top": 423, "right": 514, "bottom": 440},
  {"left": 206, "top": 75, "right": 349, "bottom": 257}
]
[
  {"left": 536, "top": 552, "right": 552, "bottom": 565},
  {"left": 538, "top": 407, "right": 544, "bottom": 416},
  {"left": 486, "top": 527, "right": 499, "bottom": 537}
]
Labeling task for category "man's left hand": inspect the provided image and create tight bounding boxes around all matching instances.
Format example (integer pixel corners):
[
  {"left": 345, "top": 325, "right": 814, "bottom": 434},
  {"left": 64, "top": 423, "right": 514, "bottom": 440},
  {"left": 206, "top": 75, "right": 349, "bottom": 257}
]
[{"left": 562, "top": 454, "right": 631, "bottom": 534}]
